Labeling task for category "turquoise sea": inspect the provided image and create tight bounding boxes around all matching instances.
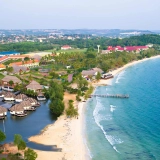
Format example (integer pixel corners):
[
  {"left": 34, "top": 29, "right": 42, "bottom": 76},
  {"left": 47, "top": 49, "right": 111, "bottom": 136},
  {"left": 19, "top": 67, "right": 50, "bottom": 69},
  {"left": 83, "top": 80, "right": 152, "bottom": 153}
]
[{"left": 85, "top": 58, "right": 160, "bottom": 160}]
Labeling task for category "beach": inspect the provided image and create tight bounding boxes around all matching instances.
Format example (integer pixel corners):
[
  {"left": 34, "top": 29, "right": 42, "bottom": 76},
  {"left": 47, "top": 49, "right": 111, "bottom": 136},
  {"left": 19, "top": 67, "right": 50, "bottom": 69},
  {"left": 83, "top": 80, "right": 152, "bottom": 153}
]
[
  {"left": 28, "top": 55, "right": 160, "bottom": 160},
  {"left": 29, "top": 93, "right": 88, "bottom": 160}
]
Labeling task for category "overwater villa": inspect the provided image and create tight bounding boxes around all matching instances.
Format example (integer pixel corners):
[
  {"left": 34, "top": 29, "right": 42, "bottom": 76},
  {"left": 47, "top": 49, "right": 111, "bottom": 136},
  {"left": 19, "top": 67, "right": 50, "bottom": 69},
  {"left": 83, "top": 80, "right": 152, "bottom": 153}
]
[
  {"left": 0, "top": 106, "right": 7, "bottom": 119},
  {"left": 4, "top": 92, "right": 15, "bottom": 101},
  {"left": 10, "top": 104, "right": 27, "bottom": 117},
  {"left": 20, "top": 100, "right": 36, "bottom": 111},
  {"left": 0, "top": 91, "right": 6, "bottom": 98},
  {"left": 37, "top": 93, "right": 46, "bottom": 101},
  {"left": 24, "top": 97, "right": 40, "bottom": 106},
  {"left": 15, "top": 94, "right": 28, "bottom": 102}
]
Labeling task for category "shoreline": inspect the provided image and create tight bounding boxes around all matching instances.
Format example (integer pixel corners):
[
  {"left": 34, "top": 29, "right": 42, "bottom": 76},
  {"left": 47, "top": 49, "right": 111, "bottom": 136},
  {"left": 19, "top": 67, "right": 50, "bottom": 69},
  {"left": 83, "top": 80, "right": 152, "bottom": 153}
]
[
  {"left": 28, "top": 55, "right": 160, "bottom": 160},
  {"left": 28, "top": 93, "right": 88, "bottom": 160},
  {"left": 93, "top": 55, "right": 160, "bottom": 86}
]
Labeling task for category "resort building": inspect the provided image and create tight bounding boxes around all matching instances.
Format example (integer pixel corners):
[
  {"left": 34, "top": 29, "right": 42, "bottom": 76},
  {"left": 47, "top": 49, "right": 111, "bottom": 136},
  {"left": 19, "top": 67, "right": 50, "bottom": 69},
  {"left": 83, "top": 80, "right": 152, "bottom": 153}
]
[
  {"left": 107, "top": 45, "right": 149, "bottom": 53},
  {"left": 26, "top": 80, "right": 43, "bottom": 93},
  {"left": 9, "top": 59, "right": 39, "bottom": 68},
  {"left": 81, "top": 70, "right": 97, "bottom": 79},
  {"left": 31, "top": 54, "right": 42, "bottom": 61},
  {"left": 39, "top": 68, "right": 50, "bottom": 76},
  {"left": 92, "top": 68, "right": 104, "bottom": 74},
  {"left": 1, "top": 75, "right": 22, "bottom": 87},
  {"left": 0, "top": 63, "right": 6, "bottom": 70},
  {"left": 81, "top": 68, "right": 103, "bottom": 80},
  {"left": 0, "top": 55, "right": 30, "bottom": 63},
  {"left": 0, "top": 56, "right": 9, "bottom": 63},
  {"left": 12, "top": 65, "right": 30, "bottom": 74},
  {"left": 61, "top": 45, "right": 72, "bottom": 50}
]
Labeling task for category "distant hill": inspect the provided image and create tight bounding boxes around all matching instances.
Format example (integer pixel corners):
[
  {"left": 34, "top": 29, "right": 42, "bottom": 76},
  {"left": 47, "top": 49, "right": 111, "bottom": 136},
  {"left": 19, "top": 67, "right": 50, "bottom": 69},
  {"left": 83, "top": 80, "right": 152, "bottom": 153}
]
[{"left": 0, "top": 29, "right": 156, "bottom": 37}]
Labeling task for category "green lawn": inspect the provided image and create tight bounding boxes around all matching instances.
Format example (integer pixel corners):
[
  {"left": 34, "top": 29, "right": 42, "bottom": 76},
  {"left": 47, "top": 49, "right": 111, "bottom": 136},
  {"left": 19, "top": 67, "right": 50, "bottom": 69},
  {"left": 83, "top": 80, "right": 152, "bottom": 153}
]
[
  {"left": 46, "top": 48, "right": 87, "bottom": 54},
  {"left": 0, "top": 73, "right": 4, "bottom": 80}
]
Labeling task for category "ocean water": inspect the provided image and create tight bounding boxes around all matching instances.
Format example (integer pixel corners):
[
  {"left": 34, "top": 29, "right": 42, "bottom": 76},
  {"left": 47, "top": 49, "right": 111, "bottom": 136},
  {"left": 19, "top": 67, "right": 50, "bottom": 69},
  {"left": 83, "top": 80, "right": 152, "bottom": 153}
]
[{"left": 85, "top": 58, "right": 160, "bottom": 160}]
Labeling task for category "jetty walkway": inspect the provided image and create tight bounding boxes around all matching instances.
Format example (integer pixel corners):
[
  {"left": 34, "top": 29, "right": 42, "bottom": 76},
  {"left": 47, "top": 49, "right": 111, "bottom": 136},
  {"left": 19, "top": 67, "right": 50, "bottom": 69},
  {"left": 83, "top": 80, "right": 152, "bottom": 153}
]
[{"left": 90, "top": 94, "right": 129, "bottom": 98}]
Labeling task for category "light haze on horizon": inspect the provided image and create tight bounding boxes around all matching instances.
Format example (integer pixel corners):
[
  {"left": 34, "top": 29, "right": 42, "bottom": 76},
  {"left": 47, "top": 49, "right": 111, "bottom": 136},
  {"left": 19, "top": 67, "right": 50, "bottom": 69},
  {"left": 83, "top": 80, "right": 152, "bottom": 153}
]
[{"left": 1, "top": 0, "right": 160, "bottom": 30}]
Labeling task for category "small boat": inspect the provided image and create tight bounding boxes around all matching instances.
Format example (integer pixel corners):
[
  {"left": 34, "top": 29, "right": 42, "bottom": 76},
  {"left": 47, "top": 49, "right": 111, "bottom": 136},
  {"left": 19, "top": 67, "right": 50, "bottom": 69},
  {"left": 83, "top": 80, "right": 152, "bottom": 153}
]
[
  {"left": 110, "top": 105, "right": 116, "bottom": 112},
  {"left": 37, "top": 93, "right": 46, "bottom": 101}
]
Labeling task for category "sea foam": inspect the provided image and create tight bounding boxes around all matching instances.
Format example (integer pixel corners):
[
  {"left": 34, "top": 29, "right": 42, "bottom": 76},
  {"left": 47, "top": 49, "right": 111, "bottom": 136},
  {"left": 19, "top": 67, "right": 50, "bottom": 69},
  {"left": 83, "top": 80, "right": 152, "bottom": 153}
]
[
  {"left": 93, "top": 97, "right": 123, "bottom": 153},
  {"left": 115, "top": 70, "right": 126, "bottom": 84}
]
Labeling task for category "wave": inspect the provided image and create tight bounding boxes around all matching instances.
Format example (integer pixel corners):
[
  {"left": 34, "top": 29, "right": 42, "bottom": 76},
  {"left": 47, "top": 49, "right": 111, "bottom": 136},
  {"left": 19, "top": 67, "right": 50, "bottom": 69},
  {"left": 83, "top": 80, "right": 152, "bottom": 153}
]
[
  {"left": 110, "top": 105, "right": 116, "bottom": 112},
  {"left": 93, "top": 97, "right": 123, "bottom": 153},
  {"left": 115, "top": 70, "right": 126, "bottom": 84},
  {"left": 84, "top": 138, "right": 93, "bottom": 159}
]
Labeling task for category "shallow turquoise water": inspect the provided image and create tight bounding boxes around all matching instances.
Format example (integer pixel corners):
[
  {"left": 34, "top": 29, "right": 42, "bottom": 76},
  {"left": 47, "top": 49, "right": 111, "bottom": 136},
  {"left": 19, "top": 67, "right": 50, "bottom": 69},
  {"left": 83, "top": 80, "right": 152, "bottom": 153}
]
[{"left": 85, "top": 58, "right": 160, "bottom": 160}]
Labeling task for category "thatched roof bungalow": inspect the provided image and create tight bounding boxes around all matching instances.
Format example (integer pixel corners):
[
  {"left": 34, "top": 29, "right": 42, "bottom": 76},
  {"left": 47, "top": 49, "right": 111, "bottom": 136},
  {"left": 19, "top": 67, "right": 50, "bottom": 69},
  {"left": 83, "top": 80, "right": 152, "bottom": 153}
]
[
  {"left": 26, "top": 80, "right": 43, "bottom": 93},
  {"left": 10, "top": 104, "right": 25, "bottom": 115},
  {"left": 0, "top": 106, "right": 7, "bottom": 116},
  {"left": 24, "top": 97, "right": 39, "bottom": 106},
  {"left": 1, "top": 75, "right": 22, "bottom": 88},
  {"left": 19, "top": 100, "right": 33, "bottom": 110},
  {"left": 15, "top": 94, "right": 28, "bottom": 102},
  {"left": 4, "top": 92, "right": 15, "bottom": 101}
]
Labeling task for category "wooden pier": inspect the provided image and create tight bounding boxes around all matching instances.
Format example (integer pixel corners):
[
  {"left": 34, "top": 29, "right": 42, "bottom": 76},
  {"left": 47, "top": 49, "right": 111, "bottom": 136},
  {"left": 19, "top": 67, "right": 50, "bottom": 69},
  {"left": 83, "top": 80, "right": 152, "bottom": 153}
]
[{"left": 90, "top": 94, "right": 129, "bottom": 98}]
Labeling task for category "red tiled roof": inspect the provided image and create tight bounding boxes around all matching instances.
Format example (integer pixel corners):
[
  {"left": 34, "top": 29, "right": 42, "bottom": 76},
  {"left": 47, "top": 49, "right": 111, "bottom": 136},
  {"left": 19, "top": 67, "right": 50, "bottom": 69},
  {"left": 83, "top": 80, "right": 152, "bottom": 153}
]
[
  {"left": 0, "top": 56, "right": 9, "bottom": 63},
  {"left": 9, "top": 59, "right": 39, "bottom": 66}
]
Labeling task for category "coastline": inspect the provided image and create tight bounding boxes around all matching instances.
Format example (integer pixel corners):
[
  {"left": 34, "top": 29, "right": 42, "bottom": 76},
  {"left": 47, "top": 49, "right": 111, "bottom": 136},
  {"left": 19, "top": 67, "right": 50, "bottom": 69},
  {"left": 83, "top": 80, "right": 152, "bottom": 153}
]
[
  {"left": 93, "top": 55, "right": 160, "bottom": 87},
  {"left": 28, "top": 55, "right": 160, "bottom": 160},
  {"left": 28, "top": 93, "right": 88, "bottom": 160}
]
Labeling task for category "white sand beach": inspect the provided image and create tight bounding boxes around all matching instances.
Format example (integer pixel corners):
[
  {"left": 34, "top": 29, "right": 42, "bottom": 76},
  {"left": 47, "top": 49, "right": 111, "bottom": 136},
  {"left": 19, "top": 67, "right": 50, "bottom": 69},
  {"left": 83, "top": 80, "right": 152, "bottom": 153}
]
[
  {"left": 28, "top": 55, "right": 160, "bottom": 160},
  {"left": 29, "top": 93, "right": 88, "bottom": 160}
]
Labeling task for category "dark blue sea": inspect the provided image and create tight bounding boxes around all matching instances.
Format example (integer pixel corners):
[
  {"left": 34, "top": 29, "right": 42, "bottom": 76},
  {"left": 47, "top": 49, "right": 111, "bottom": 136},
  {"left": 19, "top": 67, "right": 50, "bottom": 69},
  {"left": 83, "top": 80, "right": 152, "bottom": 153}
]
[{"left": 85, "top": 58, "right": 160, "bottom": 160}]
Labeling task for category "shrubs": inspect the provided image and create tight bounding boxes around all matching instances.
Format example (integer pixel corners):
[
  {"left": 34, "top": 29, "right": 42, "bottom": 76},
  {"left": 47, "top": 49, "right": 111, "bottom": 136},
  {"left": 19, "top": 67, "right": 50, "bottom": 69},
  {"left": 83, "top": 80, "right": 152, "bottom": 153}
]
[{"left": 66, "top": 100, "right": 78, "bottom": 118}]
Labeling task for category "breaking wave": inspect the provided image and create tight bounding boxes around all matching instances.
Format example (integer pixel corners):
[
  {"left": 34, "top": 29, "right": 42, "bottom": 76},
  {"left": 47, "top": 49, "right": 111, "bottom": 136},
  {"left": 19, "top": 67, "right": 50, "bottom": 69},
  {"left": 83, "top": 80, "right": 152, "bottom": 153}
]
[
  {"left": 115, "top": 70, "right": 126, "bottom": 84},
  {"left": 93, "top": 97, "right": 123, "bottom": 153}
]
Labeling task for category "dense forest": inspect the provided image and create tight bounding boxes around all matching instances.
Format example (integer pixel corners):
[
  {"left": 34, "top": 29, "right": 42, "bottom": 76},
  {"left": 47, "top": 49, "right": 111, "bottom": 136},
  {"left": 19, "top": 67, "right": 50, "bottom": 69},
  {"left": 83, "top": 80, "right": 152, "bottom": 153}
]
[{"left": 0, "top": 34, "right": 160, "bottom": 52}]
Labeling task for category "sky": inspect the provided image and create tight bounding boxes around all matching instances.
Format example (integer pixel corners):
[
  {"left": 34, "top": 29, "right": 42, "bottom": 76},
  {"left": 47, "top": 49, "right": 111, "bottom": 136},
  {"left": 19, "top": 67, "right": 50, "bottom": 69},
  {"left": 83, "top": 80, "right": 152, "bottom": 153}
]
[{"left": 0, "top": 0, "right": 160, "bottom": 30}]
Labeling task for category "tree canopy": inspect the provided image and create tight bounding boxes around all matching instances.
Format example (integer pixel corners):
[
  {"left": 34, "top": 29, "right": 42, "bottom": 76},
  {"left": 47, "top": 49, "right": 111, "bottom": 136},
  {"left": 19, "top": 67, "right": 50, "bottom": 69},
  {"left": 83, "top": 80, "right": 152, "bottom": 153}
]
[{"left": 0, "top": 130, "right": 6, "bottom": 143}]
